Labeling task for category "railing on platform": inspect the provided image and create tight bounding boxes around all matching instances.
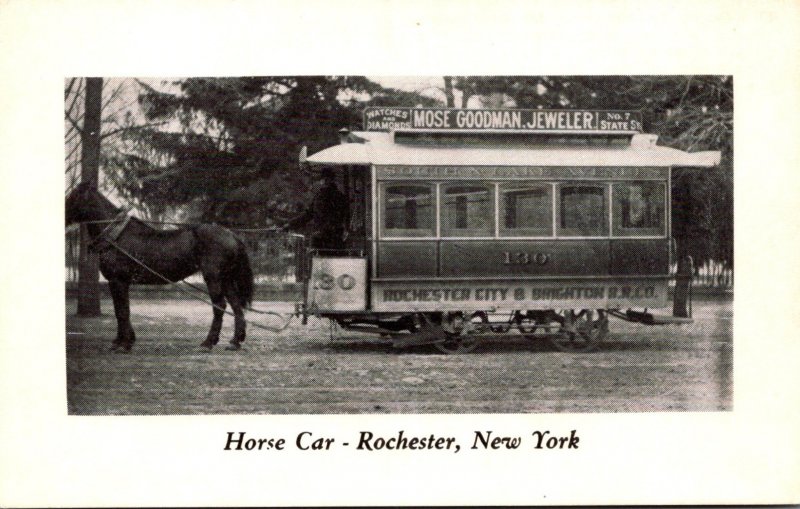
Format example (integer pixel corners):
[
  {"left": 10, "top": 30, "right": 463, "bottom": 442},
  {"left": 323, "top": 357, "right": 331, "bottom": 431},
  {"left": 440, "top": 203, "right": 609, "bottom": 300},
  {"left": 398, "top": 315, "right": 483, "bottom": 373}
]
[
  {"left": 65, "top": 226, "right": 81, "bottom": 283},
  {"left": 236, "top": 230, "right": 306, "bottom": 284},
  {"left": 669, "top": 259, "right": 733, "bottom": 290},
  {"left": 692, "top": 260, "right": 733, "bottom": 289}
]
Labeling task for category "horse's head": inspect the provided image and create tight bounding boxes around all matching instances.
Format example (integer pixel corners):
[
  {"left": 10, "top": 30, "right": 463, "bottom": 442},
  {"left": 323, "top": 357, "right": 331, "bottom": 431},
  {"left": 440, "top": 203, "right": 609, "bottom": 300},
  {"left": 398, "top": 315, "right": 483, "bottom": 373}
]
[
  {"left": 65, "top": 182, "right": 87, "bottom": 226},
  {"left": 65, "top": 181, "right": 106, "bottom": 226}
]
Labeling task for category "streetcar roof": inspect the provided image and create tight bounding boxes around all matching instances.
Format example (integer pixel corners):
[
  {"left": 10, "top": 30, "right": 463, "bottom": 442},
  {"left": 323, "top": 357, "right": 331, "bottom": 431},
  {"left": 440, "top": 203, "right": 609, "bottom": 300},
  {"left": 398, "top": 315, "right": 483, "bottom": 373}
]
[{"left": 306, "top": 130, "right": 721, "bottom": 168}]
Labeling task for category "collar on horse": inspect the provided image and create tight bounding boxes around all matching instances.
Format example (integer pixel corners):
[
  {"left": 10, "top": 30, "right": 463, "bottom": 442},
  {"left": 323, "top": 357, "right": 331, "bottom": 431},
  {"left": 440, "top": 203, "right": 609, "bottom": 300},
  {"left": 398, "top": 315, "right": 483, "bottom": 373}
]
[{"left": 89, "top": 210, "right": 133, "bottom": 253}]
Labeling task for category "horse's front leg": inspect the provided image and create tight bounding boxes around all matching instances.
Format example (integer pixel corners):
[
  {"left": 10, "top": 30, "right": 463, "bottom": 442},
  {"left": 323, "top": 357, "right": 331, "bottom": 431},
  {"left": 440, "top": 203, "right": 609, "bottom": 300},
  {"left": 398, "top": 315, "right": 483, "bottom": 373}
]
[
  {"left": 200, "top": 277, "right": 226, "bottom": 351},
  {"left": 108, "top": 279, "right": 135, "bottom": 352}
]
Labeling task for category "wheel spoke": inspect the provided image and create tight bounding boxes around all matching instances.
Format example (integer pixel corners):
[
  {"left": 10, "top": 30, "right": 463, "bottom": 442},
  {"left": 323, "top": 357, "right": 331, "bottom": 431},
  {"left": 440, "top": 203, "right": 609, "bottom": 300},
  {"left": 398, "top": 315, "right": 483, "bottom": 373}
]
[
  {"left": 434, "top": 336, "right": 479, "bottom": 354},
  {"left": 433, "top": 312, "right": 481, "bottom": 354},
  {"left": 547, "top": 309, "right": 607, "bottom": 353}
]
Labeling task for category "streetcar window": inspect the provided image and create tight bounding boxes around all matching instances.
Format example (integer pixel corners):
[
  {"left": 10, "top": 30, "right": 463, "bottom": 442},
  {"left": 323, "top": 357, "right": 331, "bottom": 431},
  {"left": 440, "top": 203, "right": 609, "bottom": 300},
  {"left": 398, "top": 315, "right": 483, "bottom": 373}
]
[
  {"left": 613, "top": 182, "right": 665, "bottom": 236},
  {"left": 381, "top": 183, "right": 434, "bottom": 237},
  {"left": 500, "top": 183, "right": 552, "bottom": 237},
  {"left": 441, "top": 184, "right": 494, "bottom": 237},
  {"left": 557, "top": 184, "right": 608, "bottom": 236}
]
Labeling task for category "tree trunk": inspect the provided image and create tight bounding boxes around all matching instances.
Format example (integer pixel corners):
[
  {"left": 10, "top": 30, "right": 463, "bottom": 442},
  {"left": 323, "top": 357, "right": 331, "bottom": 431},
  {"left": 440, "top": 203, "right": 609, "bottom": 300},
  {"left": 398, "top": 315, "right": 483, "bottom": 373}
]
[
  {"left": 672, "top": 171, "right": 691, "bottom": 318},
  {"left": 673, "top": 253, "right": 692, "bottom": 318},
  {"left": 443, "top": 76, "right": 455, "bottom": 108},
  {"left": 77, "top": 78, "right": 102, "bottom": 317},
  {"left": 461, "top": 82, "right": 472, "bottom": 108}
]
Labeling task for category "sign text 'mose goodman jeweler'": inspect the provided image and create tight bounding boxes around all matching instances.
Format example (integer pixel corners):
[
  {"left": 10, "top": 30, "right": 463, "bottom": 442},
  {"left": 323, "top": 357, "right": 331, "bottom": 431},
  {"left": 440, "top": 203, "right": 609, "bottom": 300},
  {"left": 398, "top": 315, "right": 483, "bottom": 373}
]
[{"left": 364, "top": 107, "right": 643, "bottom": 133}]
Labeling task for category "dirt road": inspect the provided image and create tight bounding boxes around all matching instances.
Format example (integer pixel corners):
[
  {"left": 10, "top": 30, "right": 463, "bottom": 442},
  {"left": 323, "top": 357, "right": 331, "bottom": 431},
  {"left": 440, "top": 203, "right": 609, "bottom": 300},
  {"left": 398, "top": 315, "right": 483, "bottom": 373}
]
[{"left": 66, "top": 298, "right": 732, "bottom": 414}]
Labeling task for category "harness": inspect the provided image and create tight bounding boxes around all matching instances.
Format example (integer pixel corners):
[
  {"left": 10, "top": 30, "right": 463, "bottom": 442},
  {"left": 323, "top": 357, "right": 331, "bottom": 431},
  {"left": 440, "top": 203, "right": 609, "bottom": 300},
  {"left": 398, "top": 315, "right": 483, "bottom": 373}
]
[
  {"left": 88, "top": 210, "right": 132, "bottom": 253},
  {"left": 80, "top": 213, "right": 296, "bottom": 333}
]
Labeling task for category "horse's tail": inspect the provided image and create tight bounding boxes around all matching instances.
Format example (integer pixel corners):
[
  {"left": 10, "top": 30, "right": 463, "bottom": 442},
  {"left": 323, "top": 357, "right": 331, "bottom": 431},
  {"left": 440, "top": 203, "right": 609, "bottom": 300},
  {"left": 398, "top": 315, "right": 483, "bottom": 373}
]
[{"left": 233, "top": 239, "right": 255, "bottom": 308}]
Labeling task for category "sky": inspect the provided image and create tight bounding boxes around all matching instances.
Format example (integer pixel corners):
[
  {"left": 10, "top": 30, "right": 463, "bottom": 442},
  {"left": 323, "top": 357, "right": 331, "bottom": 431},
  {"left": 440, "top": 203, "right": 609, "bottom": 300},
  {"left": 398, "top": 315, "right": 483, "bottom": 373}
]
[
  {"left": 369, "top": 75, "right": 471, "bottom": 106},
  {"left": 369, "top": 75, "right": 443, "bottom": 93}
]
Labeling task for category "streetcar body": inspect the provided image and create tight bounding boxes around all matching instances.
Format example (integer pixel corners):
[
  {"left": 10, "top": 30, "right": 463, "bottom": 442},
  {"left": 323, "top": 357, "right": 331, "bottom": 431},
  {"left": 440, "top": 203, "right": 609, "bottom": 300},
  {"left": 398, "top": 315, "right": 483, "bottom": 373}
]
[{"left": 302, "top": 108, "right": 720, "bottom": 351}]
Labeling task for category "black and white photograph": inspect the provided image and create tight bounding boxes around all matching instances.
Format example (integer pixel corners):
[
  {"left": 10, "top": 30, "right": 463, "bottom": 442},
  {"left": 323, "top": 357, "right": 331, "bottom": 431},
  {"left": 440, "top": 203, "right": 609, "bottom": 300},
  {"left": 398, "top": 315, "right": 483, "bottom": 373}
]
[
  {"left": 64, "top": 76, "right": 733, "bottom": 415},
  {"left": 2, "top": 0, "right": 800, "bottom": 507}
]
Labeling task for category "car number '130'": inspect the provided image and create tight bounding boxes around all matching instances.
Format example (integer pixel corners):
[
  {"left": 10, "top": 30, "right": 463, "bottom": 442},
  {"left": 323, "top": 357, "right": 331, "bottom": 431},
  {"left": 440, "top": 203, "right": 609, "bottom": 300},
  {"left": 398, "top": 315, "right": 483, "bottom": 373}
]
[
  {"left": 315, "top": 273, "right": 357, "bottom": 290},
  {"left": 502, "top": 252, "right": 550, "bottom": 265}
]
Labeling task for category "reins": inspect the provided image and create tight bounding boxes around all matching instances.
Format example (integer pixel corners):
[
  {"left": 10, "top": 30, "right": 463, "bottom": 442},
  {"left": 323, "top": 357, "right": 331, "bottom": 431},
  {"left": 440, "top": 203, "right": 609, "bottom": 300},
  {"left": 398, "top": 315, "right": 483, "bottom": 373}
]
[
  {"left": 78, "top": 217, "right": 302, "bottom": 238},
  {"left": 79, "top": 215, "right": 297, "bottom": 333},
  {"left": 104, "top": 236, "right": 295, "bottom": 333}
]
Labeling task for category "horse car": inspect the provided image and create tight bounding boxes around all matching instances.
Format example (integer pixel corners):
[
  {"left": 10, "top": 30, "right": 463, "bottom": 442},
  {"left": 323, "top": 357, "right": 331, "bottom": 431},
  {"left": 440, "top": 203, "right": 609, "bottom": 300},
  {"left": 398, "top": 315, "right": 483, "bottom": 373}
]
[{"left": 300, "top": 108, "right": 721, "bottom": 353}]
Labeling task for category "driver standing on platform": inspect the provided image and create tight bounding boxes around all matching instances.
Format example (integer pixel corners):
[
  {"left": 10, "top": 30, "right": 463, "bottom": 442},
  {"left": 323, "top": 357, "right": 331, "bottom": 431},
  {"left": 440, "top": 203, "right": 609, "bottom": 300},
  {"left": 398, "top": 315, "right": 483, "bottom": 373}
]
[{"left": 285, "top": 170, "right": 348, "bottom": 252}]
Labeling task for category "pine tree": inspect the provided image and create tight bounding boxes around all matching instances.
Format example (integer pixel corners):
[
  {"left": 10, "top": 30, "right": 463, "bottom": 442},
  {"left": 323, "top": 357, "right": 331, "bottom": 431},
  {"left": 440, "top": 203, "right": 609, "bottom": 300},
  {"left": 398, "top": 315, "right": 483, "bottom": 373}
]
[{"left": 110, "top": 77, "right": 437, "bottom": 227}]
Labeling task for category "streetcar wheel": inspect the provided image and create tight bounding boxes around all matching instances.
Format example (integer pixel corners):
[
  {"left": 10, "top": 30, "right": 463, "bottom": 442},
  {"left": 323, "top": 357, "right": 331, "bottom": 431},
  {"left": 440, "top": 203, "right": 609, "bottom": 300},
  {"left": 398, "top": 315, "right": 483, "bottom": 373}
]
[
  {"left": 433, "top": 335, "right": 480, "bottom": 354},
  {"left": 470, "top": 311, "right": 489, "bottom": 334},
  {"left": 524, "top": 319, "right": 562, "bottom": 341},
  {"left": 547, "top": 310, "right": 608, "bottom": 353},
  {"left": 514, "top": 310, "right": 538, "bottom": 336},
  {"left": 433, "top": 312, "right": 482, "bottom": 354}
]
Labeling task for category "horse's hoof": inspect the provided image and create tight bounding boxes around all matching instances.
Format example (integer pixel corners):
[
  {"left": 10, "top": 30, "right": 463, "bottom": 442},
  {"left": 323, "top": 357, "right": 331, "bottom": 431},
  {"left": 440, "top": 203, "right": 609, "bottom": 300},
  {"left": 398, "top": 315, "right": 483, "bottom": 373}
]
[
  {"left": 199, "top": 344, "right": 213, "bottom": 353},
  {"left": 225, "top": 342, "right": 242, "bottom": 351}
]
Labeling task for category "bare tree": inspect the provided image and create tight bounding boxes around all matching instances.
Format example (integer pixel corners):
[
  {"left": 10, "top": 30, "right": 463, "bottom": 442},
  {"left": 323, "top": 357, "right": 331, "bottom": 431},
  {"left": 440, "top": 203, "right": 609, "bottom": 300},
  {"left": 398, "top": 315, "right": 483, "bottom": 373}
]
[{"left": 76, "top": 77, "right": 102, "bottom": 316}]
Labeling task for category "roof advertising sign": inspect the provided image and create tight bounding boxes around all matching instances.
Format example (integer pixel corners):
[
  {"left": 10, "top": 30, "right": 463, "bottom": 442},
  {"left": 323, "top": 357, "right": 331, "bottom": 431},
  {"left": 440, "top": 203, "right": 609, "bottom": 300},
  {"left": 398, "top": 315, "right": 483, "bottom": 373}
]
[{"left": 363, "top": 107, "right": 643, "bottom": 133}]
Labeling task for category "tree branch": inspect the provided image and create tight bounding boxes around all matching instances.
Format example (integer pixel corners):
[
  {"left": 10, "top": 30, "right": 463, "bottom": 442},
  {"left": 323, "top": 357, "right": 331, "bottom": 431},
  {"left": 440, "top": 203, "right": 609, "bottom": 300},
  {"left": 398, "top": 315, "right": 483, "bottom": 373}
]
[
  {"left": 65, "top": 110, "right": 82, "bottom": 134},
  {"left": 677, "top": 76, "right": 693, "bottom": 111},
  {"left": 64, "top": 139, "right": 82, "bottom": 164},
  {"left": 101, "top": 79, "right": 129, "bottom": 114},
  {"left": 100, "top": 121, "right": 170, "bottom": 140},
  {"left": 65, "top": 80, "right": 84, "bottom": 118},
  {"left": 64, "top": 78, "right": 77, "bottom": 100}
]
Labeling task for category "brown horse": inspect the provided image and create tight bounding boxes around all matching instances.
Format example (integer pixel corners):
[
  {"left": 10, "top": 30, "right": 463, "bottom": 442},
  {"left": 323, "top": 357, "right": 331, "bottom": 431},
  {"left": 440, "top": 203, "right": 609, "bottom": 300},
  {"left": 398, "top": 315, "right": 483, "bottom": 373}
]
[{"left": 65, "top": 182, "right": 254, "bottom": 352}]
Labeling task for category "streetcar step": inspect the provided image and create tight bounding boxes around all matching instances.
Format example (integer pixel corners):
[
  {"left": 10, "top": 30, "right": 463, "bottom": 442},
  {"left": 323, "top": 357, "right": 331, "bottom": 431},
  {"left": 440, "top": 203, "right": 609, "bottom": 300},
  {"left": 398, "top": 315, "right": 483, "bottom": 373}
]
[{"left": 625, "top": 310, "right": 694, "bottom": 325}]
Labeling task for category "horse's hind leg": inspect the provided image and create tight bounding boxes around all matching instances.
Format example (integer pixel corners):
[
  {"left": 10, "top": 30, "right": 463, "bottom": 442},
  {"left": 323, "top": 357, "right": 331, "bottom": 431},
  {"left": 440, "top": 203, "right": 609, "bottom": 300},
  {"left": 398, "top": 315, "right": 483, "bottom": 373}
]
[
  {"left": 201, "top": 277, "right": 226, "bottom": 351},
  {"left": 108, "top": 280, "right": 135, "bottom": 352},
  {"left": 223, "top": 284, "right": 246, "bottom": 351}
]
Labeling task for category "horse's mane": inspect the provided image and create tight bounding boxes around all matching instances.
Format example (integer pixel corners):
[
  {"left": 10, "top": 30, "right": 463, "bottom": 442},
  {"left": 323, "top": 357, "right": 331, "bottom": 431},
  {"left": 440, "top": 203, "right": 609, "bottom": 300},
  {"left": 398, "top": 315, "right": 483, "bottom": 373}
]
[
  {"left": 130, "top": 217, "right": 193, "bottom": 237},
  {"left": 75, "top": 186, "right": 200, "bottom": 237}
]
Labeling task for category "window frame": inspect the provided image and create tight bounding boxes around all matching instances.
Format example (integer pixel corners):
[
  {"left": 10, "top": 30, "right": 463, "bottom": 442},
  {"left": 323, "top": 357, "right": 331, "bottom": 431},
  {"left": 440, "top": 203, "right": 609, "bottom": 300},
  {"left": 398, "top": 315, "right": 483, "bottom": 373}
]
[
  {"left": 611, "top": 181, "right": 667, "bottom": 237},
  {"left": 439, "top": 182, "right": 496, "bottom": 238},
  {"left": 377, "top": 176, "right": 668, "bottom": 241},
  {"left": 555, "top": 183, "right": 610, "bottom": 238},
  {"left": 379, "top": 182, "right": 436, "bottom": 238},
  {"left": 498, "top": 182, "right": 554, "bottom": 238}
]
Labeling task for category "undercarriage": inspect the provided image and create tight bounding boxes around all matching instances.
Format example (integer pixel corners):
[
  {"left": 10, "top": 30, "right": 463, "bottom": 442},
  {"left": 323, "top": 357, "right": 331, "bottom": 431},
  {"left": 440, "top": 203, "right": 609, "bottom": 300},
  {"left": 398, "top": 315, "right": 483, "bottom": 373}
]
[{"left": 319, "top": 309, "right": 609, "bottom": 354}]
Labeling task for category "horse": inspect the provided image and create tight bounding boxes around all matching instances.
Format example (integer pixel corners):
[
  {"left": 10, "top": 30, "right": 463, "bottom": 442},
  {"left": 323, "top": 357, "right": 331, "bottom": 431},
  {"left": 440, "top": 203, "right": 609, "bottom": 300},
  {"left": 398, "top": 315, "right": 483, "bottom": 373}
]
[{"left": 65, "top": 182, "right": 254, "bottom": 352}]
